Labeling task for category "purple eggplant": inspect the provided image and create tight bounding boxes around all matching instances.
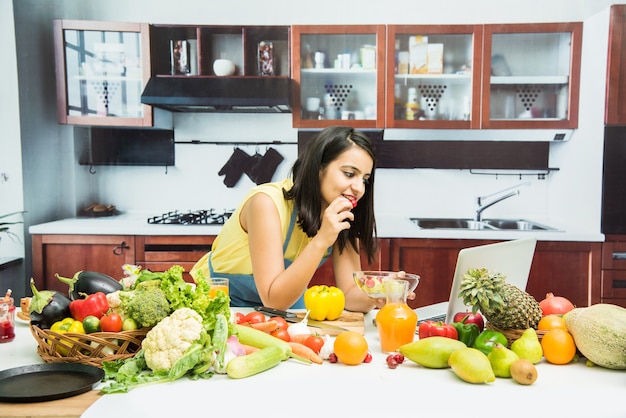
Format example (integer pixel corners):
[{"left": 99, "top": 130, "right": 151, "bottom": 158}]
[
  {"left": 56, "top": 270, "right": 122, "bottom": 300},
  {"left": 29, "top": 278, "right": 71, "bottom": 329}
]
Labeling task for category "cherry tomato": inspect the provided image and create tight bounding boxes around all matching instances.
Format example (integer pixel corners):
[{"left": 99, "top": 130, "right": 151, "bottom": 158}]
[
  {"left": 270, "top": 327, "right": 291, "bottom": 342},
  {"left": 304, "top": 335, "right": 325, "bottom": 354},
  {"left": 268, "top": 316, "right": 289, "bottom": 330},
  {"left": 234, "top": 312, "right": 247, "bottom": 324},
  {"left": 100, "top": 313, "right": 123, "bottom": 332},
  {"left": 243, "top": 312, "right": 266, "bottom": 324}
]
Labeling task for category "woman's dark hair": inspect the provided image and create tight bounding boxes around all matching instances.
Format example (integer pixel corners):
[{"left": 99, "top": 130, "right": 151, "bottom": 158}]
[{"left": 284, "top": 126, "right": 378, "bottom": 263}]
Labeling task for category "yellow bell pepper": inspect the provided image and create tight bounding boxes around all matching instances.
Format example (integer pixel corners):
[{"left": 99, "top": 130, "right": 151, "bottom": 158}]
[
  {"left": 49, "top": 317, "right": 85, "bottom": 355},
  {"left": 304, "top": 285, "right": 345, "bottom": 321}
]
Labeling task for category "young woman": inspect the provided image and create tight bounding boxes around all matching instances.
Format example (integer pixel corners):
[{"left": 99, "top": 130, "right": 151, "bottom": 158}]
[{"left": 191, "top": 126, "right": 383, "bottom": 312}]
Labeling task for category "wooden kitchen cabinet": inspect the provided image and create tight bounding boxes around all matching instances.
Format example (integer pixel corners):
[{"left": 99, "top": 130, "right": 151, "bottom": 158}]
[
  {"left": 605, "top": 5, "right": 626, "bottom": 125},
  {"left": 481, "top": 23, "right": 582, "bottom": 130},
  {"left": 601, "top": 235, "right": 626, "bottom": 307},
  {"left": 385, "top": 22, "right": 581, "bottom": 131},
  {"left": 149, "top": 25, "right": 290, "bottom": 77},
  {"left": 291, "top": 25, "right": 386, "bottom": 128},
  {"left": 31, "top": 234, "right": 135, "bottom": 293},
  {"left": 386, "top": 25, "right": 483, "bottom": 129},
  {"left": 389, "top": 238, "right": 600, "bottom": 310},
  {"left": 134, "top": 235, "right": 215, "bottom": 283},
  {"left": 309, "top": 239, "right": 390, "bottom": 287},
  {"left": 53, "top": 20, "right": 153, "bottom": 127}
]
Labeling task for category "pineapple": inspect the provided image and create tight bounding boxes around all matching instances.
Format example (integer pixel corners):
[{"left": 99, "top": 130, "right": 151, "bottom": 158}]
[{"left": 458, "top": 267, "right": 542, "bottom": 330}]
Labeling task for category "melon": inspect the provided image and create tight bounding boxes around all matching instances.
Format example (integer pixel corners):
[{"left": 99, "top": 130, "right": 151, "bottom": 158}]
[{"left": 564, "top": 304, "right": 626, "bottom": 370}]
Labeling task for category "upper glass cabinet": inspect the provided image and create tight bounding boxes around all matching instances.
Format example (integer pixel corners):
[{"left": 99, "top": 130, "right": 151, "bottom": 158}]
[
  {"left": 386, "top": 25, "right": 482, "bottom": 129},
  {"left": 481, "top": 23, "right": 582, "bottom": 129},
  {"left": 292, "top": 25, "right": 385, "bottom": 128},
  {"left": 54, "top": 20, "right": 152, "bottom": 126}
]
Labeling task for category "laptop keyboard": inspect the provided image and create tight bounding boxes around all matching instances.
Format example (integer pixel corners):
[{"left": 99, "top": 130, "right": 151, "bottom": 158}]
[{"left": 416, "top": 313, "right": 447, "bottom": 325}]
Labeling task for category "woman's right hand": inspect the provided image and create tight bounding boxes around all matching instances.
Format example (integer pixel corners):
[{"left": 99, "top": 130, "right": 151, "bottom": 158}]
[{"left": 316, "top": 196, "right": 354, "bottom": 247}]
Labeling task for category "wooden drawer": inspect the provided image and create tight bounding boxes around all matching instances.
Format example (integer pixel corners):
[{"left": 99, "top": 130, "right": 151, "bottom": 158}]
[
  {"left": 601, "top": 270, "right": 626, "bottom": 299},
  {"left": 602, "top": 241, "right": 626, "bottom": 270},
  {"left": 135, "top": 235, "right": 215, "bottom": 282}
]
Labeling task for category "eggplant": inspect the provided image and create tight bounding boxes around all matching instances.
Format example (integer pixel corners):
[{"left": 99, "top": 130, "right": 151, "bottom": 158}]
[
  {"left": 29, "top": 278, "right": 71, "bottom": 329},
  {"left": 56, "top": 271, "right": 122, "bottom": 300}
]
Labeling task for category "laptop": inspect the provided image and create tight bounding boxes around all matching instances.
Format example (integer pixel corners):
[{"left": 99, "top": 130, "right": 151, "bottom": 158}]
[{"left": 414, "top": 237, "right": 537, "bottom": 325}]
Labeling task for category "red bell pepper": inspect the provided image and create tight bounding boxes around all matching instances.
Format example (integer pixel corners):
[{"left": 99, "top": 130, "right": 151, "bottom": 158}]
[
  {"left": 418, "top": 320, "right": 458, "bottom": 340},
  {"left": 69, "top": 291, "right": 110, "bottom": 322}
]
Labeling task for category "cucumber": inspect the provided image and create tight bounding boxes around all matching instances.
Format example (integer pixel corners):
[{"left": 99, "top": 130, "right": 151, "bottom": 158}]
[
  {"left": 235, "top": 324, "right": 292, "bottom": 360},
  {"left": 226, "top": 346, "right": 283, "bottom": 379}
]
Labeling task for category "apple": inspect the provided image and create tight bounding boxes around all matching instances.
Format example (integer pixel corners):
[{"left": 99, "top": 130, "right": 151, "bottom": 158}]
[{"left": 453, "top": 311, "right": 485, "bottom": 332}]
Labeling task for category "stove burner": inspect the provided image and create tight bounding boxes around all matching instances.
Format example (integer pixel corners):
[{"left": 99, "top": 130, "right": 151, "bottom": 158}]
[{"left": 147, "top": 209, "right": 233, "bottom": 225}]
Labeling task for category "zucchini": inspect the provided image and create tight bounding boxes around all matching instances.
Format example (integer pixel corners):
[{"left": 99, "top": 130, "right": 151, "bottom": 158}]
[
  {"left": 235, "top": 324, "right": 292, "bottom": 360},
  {"left": 226, "top": 346, "right": 283, "bottom": 379}
]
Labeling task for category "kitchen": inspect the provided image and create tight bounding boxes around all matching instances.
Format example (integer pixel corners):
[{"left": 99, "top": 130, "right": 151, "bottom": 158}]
[
  {"left": 1, "top": 0, "right": 622, "bottom": 303},
  {"left": 1, "top": 1, "right": 626, "bottom": 416}
]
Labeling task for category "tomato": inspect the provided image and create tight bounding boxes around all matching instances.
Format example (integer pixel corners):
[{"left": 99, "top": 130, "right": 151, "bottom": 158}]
[
  {"left": 270, "top": 327, "right": 291, "bottom": 342},
  {"left": 100, "top": 313, "right": 123, "bottom": 332},
  {"left": 268, "top": 316, "right": 289, "bottom": 330},
  {"left": 234, "top": 312, "right": 247, "bottom": 324},
  {"left": 82, "top": 315, "right": 101, "bottom": 334},
  {"left": 304, "top": 335, "right": 325, "bottom": 354},
  {"left": 242, "top": 311, "right": 266, "bottom": 324}
]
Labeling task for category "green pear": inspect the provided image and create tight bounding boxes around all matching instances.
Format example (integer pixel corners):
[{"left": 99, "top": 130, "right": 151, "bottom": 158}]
[
  {"left": 399, "top": 336, "right": 466, "bottom": 369},
  {"left": 448, "top": 347, "right": 495, "bottom": 384},
  {"left": 488, "top": 343, "right": 520, "bottom": 377},
  {"left": 510, "top": 328, "right": 543, "bottom": 364}
]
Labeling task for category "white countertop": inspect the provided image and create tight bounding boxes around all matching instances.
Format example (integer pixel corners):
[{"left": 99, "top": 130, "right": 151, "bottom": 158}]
[
  {"left": 1, "top": 311, "right": 624, "bottom": 418},
  {"left": 28, "top": 211, "right": 605, "bottom": 242}
]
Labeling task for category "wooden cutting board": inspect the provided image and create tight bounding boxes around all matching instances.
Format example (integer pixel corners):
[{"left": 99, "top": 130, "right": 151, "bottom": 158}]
[{"left": 296, "top": 311, "right": 364, "bottom": 336}]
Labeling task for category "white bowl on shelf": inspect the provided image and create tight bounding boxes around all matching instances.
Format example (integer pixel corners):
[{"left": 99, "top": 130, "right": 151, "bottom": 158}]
[{"left": 213, "top": 59, "right": 236, "bottom": 76}]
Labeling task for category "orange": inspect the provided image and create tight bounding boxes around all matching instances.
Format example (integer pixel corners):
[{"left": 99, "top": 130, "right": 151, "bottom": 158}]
[
  {"left": 541, "top": 329, "right": 577, "bottom": 365},
  {"left": 537, "top": 314, "right": 567, "bottom": 331},
  {"left": 334, "top": 331, "right": 368, "bottom": 365}
]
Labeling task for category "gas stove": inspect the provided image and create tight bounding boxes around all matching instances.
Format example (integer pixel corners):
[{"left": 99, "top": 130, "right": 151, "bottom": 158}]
[{"left": 147, "top": 209, "right": 233, "bottom": 225}]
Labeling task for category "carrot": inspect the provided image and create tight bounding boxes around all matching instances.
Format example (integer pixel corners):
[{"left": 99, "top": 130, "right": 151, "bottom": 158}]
[
  {"left": 289, "top": 334, "right": 310, "bottom": 345},
  {"left": 288, "top": 341, "right": 323, "bottom": 364},
  {"left": 240, "top": 343, "right": 261, "bottom": 354},
  {"left": 249, "top": 321, "right": 278, "bottom": 333}
]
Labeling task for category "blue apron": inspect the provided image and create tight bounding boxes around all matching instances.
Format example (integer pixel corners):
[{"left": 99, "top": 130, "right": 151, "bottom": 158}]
[{"left": 208, "top": 208, "right": 331, "bottom": 308}]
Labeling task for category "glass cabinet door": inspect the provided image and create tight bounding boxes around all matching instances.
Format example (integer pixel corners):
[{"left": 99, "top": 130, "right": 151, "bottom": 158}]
[
  {"left": 481, "top": 23, "right": 582, "bottom": 129},
  {"left": 386, "top": 25, "right": 482, "bottom": 129},
  {"left": 292, "top": 25, "right": 385, "bottom": 128},
  {"left": 54, "top": 20, "right": 152, "bottom": 126}
]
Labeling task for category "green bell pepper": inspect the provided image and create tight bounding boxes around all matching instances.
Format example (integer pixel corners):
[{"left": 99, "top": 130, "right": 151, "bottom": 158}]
[
  {"left": 473, "top": 329, "right": 508, "bottom": 355},
  {"left": 452, "top": 319, "right": 480, "bottom": 347}
]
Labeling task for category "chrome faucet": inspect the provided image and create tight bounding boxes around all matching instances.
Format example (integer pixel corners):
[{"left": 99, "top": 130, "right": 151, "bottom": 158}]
[{"left": 474, "top": 181, "right": 530, "bottom": 221}]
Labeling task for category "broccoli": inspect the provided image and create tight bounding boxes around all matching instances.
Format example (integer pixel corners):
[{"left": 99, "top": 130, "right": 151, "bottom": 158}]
[{"left": 119, "top": 281, "right": 171, "bottom": 328}]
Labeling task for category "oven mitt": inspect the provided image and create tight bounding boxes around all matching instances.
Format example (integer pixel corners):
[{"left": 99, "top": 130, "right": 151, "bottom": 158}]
[
  {"left": 248, "top": 147, "right": 284, "bottom": 185},
  {"left": 218, "top": 147, "right": 253, "bottom": 188},
  {"left": 244, "top": 151, "right": 263, "bottom": 183}
]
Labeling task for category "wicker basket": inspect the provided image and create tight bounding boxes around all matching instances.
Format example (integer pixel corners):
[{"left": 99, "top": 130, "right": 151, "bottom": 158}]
[
  {"left": 30, "top": 324, "right": 149, "bottom": 368},
  {"left": 485, "top": 322, "right": 547, "bottom": 347}
]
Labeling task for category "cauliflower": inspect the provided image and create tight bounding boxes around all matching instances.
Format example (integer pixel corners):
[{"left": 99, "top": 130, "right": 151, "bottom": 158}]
[{"left": 142, "top": 308, "right": 204, "bottom": 372}]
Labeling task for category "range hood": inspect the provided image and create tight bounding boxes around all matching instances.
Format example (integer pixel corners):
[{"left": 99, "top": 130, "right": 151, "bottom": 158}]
[{"left": 141, "top": 77, "right": 292, "bottom": 113}]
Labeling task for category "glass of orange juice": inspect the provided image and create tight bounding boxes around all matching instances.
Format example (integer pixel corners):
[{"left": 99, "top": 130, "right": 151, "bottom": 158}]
[
  {"left": 376, "top": 278, "right": 417, "bottom": 353},
  {"left": 209, "top": 278, "right": 229, "bottom": 298}
]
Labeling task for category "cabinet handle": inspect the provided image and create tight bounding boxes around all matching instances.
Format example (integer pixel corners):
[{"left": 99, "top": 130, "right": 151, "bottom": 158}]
[
  {"left": 612, "top": 252, "right": 626, "bottom": 260},
  {"left": 113, "top": 241, "right": 130, "bottom": 256}
]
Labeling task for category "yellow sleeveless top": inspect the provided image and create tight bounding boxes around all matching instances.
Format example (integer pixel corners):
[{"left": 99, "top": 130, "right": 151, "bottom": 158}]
[{"left": 190, "top": 178, "right": 322, "bottom": 280}]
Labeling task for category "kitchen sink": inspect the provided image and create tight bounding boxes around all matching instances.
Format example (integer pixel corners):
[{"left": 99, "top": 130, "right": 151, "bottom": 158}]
[{"left": 410, "top": 218, "right": 558, "bottom": 231}]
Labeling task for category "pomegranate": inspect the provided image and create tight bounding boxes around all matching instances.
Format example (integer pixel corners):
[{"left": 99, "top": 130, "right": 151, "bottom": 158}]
[{"left": 539, "top": 292, "right": 575, "bottom": 316}]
